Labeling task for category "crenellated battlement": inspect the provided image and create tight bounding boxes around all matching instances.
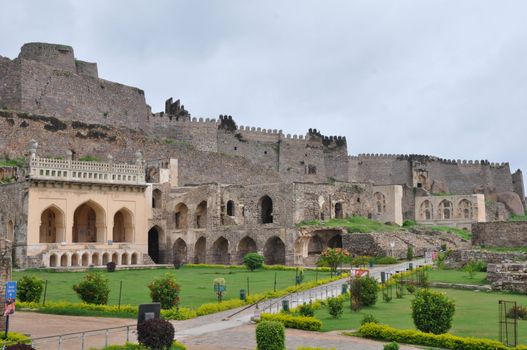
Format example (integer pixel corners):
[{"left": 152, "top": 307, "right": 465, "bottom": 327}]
[{"left": 348, "top": 153, "right": 509, "bottom": 168}]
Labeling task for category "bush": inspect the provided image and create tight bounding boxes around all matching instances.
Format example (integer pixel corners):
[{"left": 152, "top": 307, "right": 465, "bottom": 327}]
[
  {"left": 0, "top": 332, "right": 32, "bottom": 347},
  {"left": 350, "top": 276, "right": 379, "bottom": 309},
  {"left": 243, "top": 253, "right": 264, "bottom": 271},
  {"left": 406, "top": 284, "right": 416, "bottom": 294},
  {"left": 106, "top": 262, "right": 116, "bottom": 272},
  {"left": 72, "top": 272, "right": 110, "bottom": 305},
  {"left": 148, "top": 273, "right": 181, "bottom": 310},
  {"left": 356, "top": 322, "right": 527, "bottom": 350},
  {"left": 507, "top": 305, "right": 527, "bottom": 320},
  {"left": 256, "top": 321, "right": 285, "bottom": 350},
  {"left": 18, "top": 275, "right": 44, "bottom": 303},
  {"left": 327, "top": 296, "right": 344, "bottom": 319},
  {"left": 402, "top": 220, "right": 416, "bottom": 227},
  {"left": 406, "top": 246, "right": 414, "bottom": 261},
  {"left": 90, "top": 341, "right": 186, "bottom": 350},
  {"left": 5, "top": 345, "right": 35, "bottom": 350},
  {"left": 298, "top": 303, "right": 315, "bottom": 317},
  {"left": 374, "top": 256, "right": 398, "bottom": 265},
  {"left": 137, "top": 318, "right": 175, "bottom": 350},
  {"left": 411, "top": 289, "right": 455, "bottom": 334},
  {"left": 260, "top": 313, "right": 322, "bottom": 331},
  {"left": 383, "top": 342, "right": 400, "bottom": 350},
  {"left": 361, "top": 314, "right": 379, "bottom": 325}
]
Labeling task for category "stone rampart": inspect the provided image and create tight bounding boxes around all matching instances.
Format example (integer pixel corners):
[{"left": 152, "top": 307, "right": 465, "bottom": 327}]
[
  {"left": 472, "top": 221, "right": 527, "bottom": 247},
  {"left": 443, "top": 249, "right": 527, "bottom": 269},
  {"left": 487, "top": 262, "right": 527, "bottom": 293}
]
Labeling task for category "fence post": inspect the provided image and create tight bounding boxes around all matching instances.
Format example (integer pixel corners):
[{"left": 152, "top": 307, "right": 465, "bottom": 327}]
[
  {"left": 58, "top": 336, "right": 62, "bottom": 350},
  {"left": 105, "top": 329, "right": 109, "bottom": 348},
  {"left": 126, "top": 325, "right": 130, "bottom": 343},
  {"left": 81, "top": 332, "right": 85, "bottom": 350}
]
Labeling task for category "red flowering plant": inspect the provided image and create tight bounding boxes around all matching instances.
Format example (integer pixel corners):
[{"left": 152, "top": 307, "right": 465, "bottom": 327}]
[{"left": 317, "top": 248, "right": 351, "bottom": 276}]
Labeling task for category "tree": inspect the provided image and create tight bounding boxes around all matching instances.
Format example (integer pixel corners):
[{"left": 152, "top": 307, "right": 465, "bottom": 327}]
[
  {"left": 317, "top": 248, "right": 351, "bottom": 276},
  {"left": 243, "top": 252, "right": 264, "bottom": 271},
  {"left": 411, "top": 289, "right": 455, "bottom": 334}
]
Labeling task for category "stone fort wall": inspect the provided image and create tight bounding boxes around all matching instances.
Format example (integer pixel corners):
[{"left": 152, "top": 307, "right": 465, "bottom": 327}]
[{"left": 472, "top": 221, "right": 527, "bottom": 247}]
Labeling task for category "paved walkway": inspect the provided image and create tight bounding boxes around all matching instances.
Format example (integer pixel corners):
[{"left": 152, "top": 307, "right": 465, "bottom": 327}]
[{"left": 13, "top": 259, "right": 430, "bottom": 349}]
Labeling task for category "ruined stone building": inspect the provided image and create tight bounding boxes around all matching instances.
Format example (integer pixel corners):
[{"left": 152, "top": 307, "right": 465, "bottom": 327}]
[{"left": 0, "top": 43, "right": 524, "bottom": 268}]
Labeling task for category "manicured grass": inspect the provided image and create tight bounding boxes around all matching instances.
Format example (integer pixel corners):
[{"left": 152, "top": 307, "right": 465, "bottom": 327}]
[
  {"left": 315, "top": 288, "right": 527, "bottom": 343},
  {"left": 13, "top": 266, "right": 331, "bottom": 308},
  {"left": 296, "top": 216, "right": 401, "bottom": 233},
  {"left": 428, "top": 269, "right": 488, "bottom": 285}
]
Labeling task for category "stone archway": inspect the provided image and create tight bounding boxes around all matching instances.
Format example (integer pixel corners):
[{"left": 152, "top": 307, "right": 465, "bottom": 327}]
[
  {"left": 173, "top": 238, "right": 188, "bottom": 264},
  {"left": 194, "top": 237, "right": 206, "bottom": 264},
  {"left": 175, "top": 203, "right": 188, "bottom": 229},
  {"left": 236, "top": 236, "right": 257, "bottom": 264},
  {"left": 328, "top": 234, "right": 343, "bottom": 248},
  {"left": 259, "top": 195, "right": 273, "bottom": 224},
  {"left": 308, "top": 235, "right": 324, "bottom": 256},
  {"left": 148, "top": 226, "right": 162, "bottom": 264},
  {"left": 113, "top": 208, "right": 134, "bottom": 243},
  {"left": 264, "top": 236, "right": 285, "bottom": 265},
  {"left": 73, "top": 201, "right": 106, "bottom": 243},
  {"left": 211, "top": 237, "right": 230, "bottom": 265},
  {"left": 39, "top": 205, "right": 65, "bottom": 243},
  {"left": 195, "top": 201, "right": 207, "bottom": 228}
]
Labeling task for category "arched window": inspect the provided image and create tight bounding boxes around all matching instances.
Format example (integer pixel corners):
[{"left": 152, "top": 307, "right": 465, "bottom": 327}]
[
  {"left": 417, "top": 174, "right": 427, "bottom": 188},
  {"left": 420, "top": 200, "right": 433, "bottom": 220},
  {"left": 73, "top": 201, "right": 105, "bottom": 243},
  {"left": 438, "top": 200, "right": 453, "bottom": 220},
  {"left": 7, "top": 220, "right": 14, "bottom": 241},
  {"left": 259, "top": 195, "right": 273, "bottom": 224},
  {"left": 334, "top": 203, "right": 343, "bottom": 219},
  {"left": 112, "top": 208, "right": 134, "bottom": 242},
  {"left": 458, "top": 199, "right": 473, "bottom": 219},
  {"left": 195, "top": 201, "right": 207, "bottom": 228},
  {"left": 226, "top": 200, "right": 235, "bottom": 217},
  {"left": 374, "top": 192, "right": 386, "bottom": 214},
  {"left": 152, "top": 189, "right": 162, "bottom": 209},
  {"left": 174, "top": 203, "right": 188, "bottom": 229}
]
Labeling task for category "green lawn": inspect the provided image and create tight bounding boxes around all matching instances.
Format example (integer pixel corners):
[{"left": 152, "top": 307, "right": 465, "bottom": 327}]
[
  {"left": 13, "top": 266, "right": 331, "bottom": 308},
  {"left": 428, "top": 269, "right": 488, "bottom": 285},
  {"left": 316, "top": 288, "right": 527, "bottom": 343}
]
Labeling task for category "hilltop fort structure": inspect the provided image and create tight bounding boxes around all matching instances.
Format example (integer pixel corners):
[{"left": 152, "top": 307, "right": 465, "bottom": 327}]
[{"left": 0, "top": 43, "right": 524, "bottom": 268}]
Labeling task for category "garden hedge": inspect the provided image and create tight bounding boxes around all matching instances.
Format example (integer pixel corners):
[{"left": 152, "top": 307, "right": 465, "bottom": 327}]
[
  {"left": 0, "top": 333, "right": 32, "bottom": 347},
  {"left": 259, "top": 313, "right": 322, "bottom": 331},
  {"left": 356, "top": 323, "right": 527, "bottom": 350}
]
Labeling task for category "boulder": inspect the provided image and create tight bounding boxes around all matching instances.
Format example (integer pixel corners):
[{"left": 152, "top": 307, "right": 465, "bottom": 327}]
[{"left": 497, "top": 192, "right": 525, "bottom": 215}]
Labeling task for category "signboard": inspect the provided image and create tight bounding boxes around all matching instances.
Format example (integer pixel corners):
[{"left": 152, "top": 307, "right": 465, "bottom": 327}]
[
  {"left": 4, "top": 281, "right": 16, "bottom": 316},
  {"left": 137, "top": 303, "right": 160, "bottom": 325}
]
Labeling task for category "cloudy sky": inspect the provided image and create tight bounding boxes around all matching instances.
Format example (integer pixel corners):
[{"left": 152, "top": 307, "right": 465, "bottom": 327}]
[{"left": 1, "top": 1, "right": 526, "bottom": 174}]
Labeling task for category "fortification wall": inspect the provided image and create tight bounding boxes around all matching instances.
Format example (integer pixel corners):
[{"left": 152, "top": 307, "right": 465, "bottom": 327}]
[
  {"left": 19, "top": 42, "right": 77, "bottom": 73},
  {"left": 0, "top": 182, "right": 28, "bottom": 268},
  {"left": 0, "top": 110, "right": 280, "bottom": 187},
  {"left": 472, "top": 221, "right": 527, "bottom": 247},
  {"left": 16, "top": 59, "right": 149, "bottom": 129},
  {"left": 348, "top": 154, "right": 412, "bottom": 185},
  {"left": 0, "top": 58, "right": 21, "bottom": 110},
  {"left": 512, "top": 170, "right": 525, "bottom": 207}
]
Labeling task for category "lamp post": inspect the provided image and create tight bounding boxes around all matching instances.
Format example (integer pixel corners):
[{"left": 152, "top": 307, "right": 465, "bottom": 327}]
[{"left": 389, "top": 241, "right": 395, "bottom": 258}]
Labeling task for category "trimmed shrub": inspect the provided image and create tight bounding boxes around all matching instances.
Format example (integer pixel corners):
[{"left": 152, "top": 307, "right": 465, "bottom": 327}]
[
  {"left": 357, "top": 322, "right": 527, "bottom": 350},
  {"left": 298, "top": 303, "right": 315, "bottom": 317},
  {"left": 137, "top": 318, "right": 175, "bottom": 350},
  {"left": 374, "top": 256, "right": 398, "bottom": 265},
  {"left": 411, "top": 289, "right": 455, "bottom": 334},
  {"left": 327, "top": 296, "right": 344, "bottom": 319},
  {"left": 5, "top": 345, "right": 35, "bottom": 350},
  {"left": 0, "top": 332, "right": 32, "bottom": 347},
  {"left": 72, "top": 272, "right": 110, "bottom": 305},
  {"left": 383, "top": 342, "right": 400, "bottom": 350},
  {"left": 260, "top": 313, "right": 322, "bottom": 331},
  {"left": 18, "top": 275, "right": 44, "bottom": 303},
  {"left": 406, "top": 246, "right": 414, "bottom": 261},
  {"left": 148, "top": 273, "right": 181, "bottom": 310},
  {"left": 243, "top": 253, "right": 264, "bottom": 271},
  {"left": 256, "top": 321, "right": 285, "bottom": 350},
  {"left": 350, "top": 276, "right": 379, "bottom": 309},
  {"left": 360, "top": 314, "right": 379, "bottom": 326},
  {"left": 106, "top": 262, "right": 116, "bottom": 272}
]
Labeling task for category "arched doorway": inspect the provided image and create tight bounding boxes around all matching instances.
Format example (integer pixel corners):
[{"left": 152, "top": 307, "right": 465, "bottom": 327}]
[
  {"left": 175, "top": 203, "right": 188, "bottom": 229},
  {"left": 148, "top": 226, "right": 162, "bottom": 264},
  {"left": 226, "top": 200, "right": 235, "bottom": 216},
  {"left": 113, "top": 208, "right": 134, "bottom": 243},
  {"left": 39, "top": 205, "right": 65, "bottom": 243},
  {"left": 236, "top": 236, "right": 257, "bottom": 264},
  {"left": 173, "top": 238, "right": 188, "bottom": 264},
  {"left": 195, "top": 201, "right": 207, "bottom": 228},
  {"left": 73, "top": 201, "right": 105, "bottom": 243},
  {"left": 328, "top": 234, "right": 343, "bottom": 248},
  {"left": 194, "top": 237, "right": 206, "bottom": 264},
  {"left": 308, "top": 235, "right": 324, "bottom": 256},
  {"left": 264, "top": 236, "right": 285, "bottom": 265},
  {"left": 259, "top": 196, "right": 273, "bottom": 224},
  {"left": 211, "top": 237, "right": 230, "bottom": 265},
  {"left": 152, "top": 189, "right": 162, "bottom": 209},
  {"left": 7, "top": 220, "right": 14, "bottom": 241},
  {"left": 335, "top": 203, "right": 343, "bottom": 219}
]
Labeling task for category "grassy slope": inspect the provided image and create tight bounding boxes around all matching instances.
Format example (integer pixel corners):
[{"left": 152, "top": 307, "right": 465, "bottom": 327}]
[
  {"left": 13, "top": 266, "right": 331, "bottom": 308},
  {"left": 297, "top": 215, "right": 470, "bottom": 240},
  {"left": 428, "top": 269, "right": 487, "bottom": 285},
  {"left": 316, "top": 288, "right": 527, "bottom": 343}
]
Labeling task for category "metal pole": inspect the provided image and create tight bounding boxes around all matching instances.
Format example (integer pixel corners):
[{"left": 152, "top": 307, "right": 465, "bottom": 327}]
[
  {"left": 274, "top": 272, "right": 277, "bottom": 292},
  {"left": 81, "top": 332, "right": 85, "bottom": 350},
  {"left": 42, "top": 279, "right": 48, "bottom": 306},
  {"left": 118, "top": 280, "right": 123, "bottom": 310},
  {"left": 105, "top": 329, "right": 109, "bottom": 348},
  {"left": 58, "top": 336, "right": 62, "bottom": 350},
  {"left": 4, "top": 315, "right": 8, "bottom": 338},
  {"left": 247, "top": 277, "right": 250, "bottom": 296},
  {"left": 126, "top": 326, "right": 130, "bottom": 343}
]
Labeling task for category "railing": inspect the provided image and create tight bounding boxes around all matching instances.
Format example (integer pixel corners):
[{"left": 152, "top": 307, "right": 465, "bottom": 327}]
[
  {"left": 31, "top": 324, "right": 137, "bottom": 350},
  {"left": 29, "top": 157, "right": 146, "bottom": 185}
]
